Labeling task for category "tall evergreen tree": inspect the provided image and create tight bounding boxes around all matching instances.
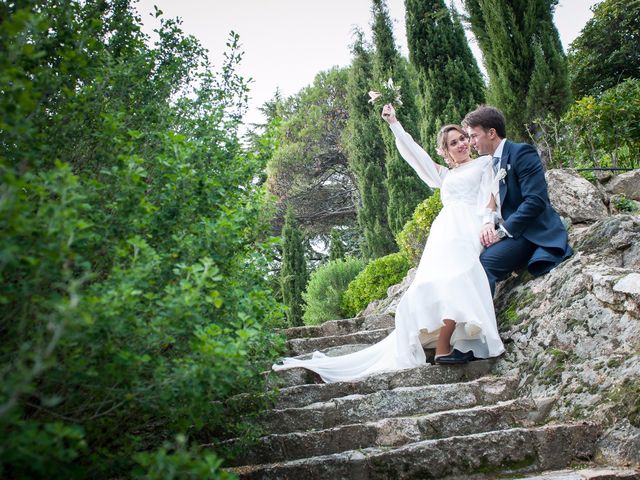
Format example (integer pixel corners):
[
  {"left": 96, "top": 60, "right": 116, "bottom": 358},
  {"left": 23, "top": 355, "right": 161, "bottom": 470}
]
[
  {"left": 371, "top": 0, "right": 431, "bottom": 235},
  {"left": 405, "top": 0, "right": 485, "bottom": 151},
  {"left": 328, "top": 228, "right": 346, "bottom": 262},
  {"left": 463, "top": 0, "right": 571, "bottom": 140},
  {"left": 344, "top": 30, "right": 397, "bottom": 259},
  {"left": 281, "top": 208, "right": 308, "bottom": 326}
]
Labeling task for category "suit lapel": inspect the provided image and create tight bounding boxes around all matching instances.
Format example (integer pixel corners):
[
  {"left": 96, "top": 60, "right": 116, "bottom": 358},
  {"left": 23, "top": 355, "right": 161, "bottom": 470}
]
[{"left": 499, "top": 141, "right": 511, "bottom": 206}]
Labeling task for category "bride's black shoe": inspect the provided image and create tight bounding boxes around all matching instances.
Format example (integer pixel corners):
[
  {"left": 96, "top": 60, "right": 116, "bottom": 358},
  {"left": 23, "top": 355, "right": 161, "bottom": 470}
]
[{"left": 435, "top": 349, "right": 476, "bottom": 365}]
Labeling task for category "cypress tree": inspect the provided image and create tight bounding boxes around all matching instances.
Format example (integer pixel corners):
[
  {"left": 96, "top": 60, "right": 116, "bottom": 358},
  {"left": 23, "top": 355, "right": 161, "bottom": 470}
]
[
  {"left": 405, "top": 0, "right": 485, "bottom": 152},
  {"left": 280, "top": 208, "right": 308, "bottom": 326},
  {"left": 371, "top": 0, "right": 431, "bottom": 235},
  {"left": 344, "top": 30, "right": 397, "bottom": 259},
  {"left": 328, "top": 228, "right": 346, "bottom": 262},
  {"left": 463, "top": 0, "right": 571, "bottom": 140}
]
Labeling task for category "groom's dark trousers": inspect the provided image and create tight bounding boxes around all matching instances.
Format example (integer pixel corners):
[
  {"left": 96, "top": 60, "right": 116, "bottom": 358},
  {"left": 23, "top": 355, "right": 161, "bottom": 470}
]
[
  {"left": 480, "top": 237, "right": 536, "bottom": 296},
  {"left": 480, "top": 140, "right": 572, "bottom": 296}
]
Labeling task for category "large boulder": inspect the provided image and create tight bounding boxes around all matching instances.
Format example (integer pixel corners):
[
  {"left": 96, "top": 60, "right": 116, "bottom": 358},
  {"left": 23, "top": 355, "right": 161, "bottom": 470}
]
[
  {"left": 603, "top": 170, "right": 640, "bottom": 201},
  {"left": 546, "top": 169, "right": 608, "bottom": 223}
]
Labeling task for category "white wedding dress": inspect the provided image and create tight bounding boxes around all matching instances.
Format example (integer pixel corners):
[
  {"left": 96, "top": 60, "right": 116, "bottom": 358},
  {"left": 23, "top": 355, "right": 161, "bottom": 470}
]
[{"left": 273, "top": 122, "right": 505, "bottom": 383}]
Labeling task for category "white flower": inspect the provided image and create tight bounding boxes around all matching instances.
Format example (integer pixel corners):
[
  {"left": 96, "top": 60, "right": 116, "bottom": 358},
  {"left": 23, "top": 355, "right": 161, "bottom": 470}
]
[
  {"left": 368, "top": 78, "right": 403, "bottom": 106},
  {"left": 495, "top": 167, "right": 507, "bottom": 183},
  {"left": 368, "top": 91, "right": 382, "bottom": 104}
]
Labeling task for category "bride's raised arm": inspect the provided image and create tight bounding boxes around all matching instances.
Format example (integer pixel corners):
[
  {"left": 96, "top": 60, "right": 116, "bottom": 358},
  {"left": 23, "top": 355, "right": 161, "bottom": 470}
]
[{"left": 381, "top": 104, "right": 448, "bottom": 189}]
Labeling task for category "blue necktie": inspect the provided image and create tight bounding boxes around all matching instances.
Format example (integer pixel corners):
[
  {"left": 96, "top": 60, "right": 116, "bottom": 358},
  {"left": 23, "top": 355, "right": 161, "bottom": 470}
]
[{"left": 492, "top": 156, "right": 500, "bottom": 175}]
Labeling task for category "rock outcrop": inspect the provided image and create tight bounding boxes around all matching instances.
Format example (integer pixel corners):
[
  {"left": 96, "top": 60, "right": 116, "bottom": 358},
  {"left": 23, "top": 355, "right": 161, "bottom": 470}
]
[{"left": 492, "top": 214, "right": 640, "bottom": 466}]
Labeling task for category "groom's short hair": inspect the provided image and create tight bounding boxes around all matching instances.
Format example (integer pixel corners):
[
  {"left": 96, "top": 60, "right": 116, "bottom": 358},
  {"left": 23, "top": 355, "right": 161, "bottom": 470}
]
[{"left": 463, "top": 106, "right": 507, "bottom": 139}]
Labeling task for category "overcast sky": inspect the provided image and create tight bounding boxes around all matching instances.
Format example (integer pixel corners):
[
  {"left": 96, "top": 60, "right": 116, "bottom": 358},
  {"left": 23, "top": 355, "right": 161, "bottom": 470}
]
[{"left": 135, "top": 0, "right": 600, "bottom": 128}]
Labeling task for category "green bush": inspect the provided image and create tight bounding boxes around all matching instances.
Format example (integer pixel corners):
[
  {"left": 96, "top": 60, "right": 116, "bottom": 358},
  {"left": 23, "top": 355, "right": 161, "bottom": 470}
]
[
  {"left": 342, "top": 252, "right": 411, "bottom": 316},
  {"left": 530, "top": 79, "right": 640, "bottom": 169},
  {"left": 0, "top": 2, "right": 283, "bottom": 478},
  {"left": 612, "top": 194, "right": 639, "bottom": 212},
  {"left": 132, "top": 435, "right": 234, "bottom": 480},
  {"left": 396, "top": 190, "right": 443, "bottom": 266},
  {"left": 563, "top": 78, "right": 640, "bottom": 169},
  {"left": 302, "top": 257, "right": 366, "bottom": 325}
]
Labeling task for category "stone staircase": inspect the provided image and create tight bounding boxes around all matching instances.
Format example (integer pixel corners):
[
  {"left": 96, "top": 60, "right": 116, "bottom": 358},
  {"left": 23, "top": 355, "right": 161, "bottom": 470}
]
[{"left": 225, "top": 314, "right": 639, "bottom": 480}]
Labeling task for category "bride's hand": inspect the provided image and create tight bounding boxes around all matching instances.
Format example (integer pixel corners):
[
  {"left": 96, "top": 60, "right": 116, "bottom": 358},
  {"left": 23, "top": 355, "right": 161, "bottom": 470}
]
[{"left": 381, "top": 104, "right": 397, "bottom": 124}]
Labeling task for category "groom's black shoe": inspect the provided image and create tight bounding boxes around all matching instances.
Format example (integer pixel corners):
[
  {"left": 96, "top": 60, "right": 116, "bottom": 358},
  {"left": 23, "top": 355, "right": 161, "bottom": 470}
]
[{"left": 435, "top": 349, "right": 477, "bottom": 365}]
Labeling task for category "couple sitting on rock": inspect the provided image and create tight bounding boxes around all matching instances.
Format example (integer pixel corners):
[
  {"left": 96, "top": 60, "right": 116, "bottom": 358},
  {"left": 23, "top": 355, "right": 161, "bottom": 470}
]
[{"left": 274, "top": 105, "right": 572, "bottom": 383}]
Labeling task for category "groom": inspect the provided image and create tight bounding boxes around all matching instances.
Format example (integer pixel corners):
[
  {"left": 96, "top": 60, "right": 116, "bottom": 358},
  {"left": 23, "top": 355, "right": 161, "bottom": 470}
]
[{"left": 463, "top": 106, "right": 572, "bottom": 295}]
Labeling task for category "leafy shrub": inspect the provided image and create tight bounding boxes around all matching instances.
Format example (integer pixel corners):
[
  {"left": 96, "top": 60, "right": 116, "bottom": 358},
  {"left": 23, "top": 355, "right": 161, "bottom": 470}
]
[
  {"left": 396, "top": 190, "right": 443, "bottom": 266},
  {"left": 132, "top": 435, "right": 234, "bottom": 480},
  {"left": 0, "top": 2, "right": 283, "bottom": 478},
  {"left": 302, "top": 257, "right": 366, "bottom": 325},
  {"left": 342, "top": 252, "right": 411, "bottom": 316},
  {"left": 529, "top": 79, "right": 640, "bottom": 169},
  {"left": 563, "top": 79, "right": 640, "bottom": 169},
  {"left": 612, "top": 194, "right": 638, "bottom": 212}
]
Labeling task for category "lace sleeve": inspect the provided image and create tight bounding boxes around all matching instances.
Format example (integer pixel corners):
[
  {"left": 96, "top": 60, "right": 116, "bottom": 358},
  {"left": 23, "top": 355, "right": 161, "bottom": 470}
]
[{"left": 389, "top": 121, "right": 448, "bottom": 188}]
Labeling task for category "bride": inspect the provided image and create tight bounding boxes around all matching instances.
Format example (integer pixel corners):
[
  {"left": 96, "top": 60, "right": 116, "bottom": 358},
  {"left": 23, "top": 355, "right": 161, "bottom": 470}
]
[{"left": 272, "top": 104, "right": 505, "bottom": 383}]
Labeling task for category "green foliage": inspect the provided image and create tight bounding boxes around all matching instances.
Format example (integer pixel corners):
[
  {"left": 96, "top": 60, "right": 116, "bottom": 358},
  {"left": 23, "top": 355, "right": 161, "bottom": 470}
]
[
  {"left": 302, "top": 257, "right": 366, "bottom": 325},
  {"left": 281, "top": 209, "right": 308, "bottom": 326},
  {"left": 464, "top": 0, "right": 571, "bottom": 140},
  {"left": 613, "top": 195, "right": 638, "bottom": 213},
  {"left": 531, "top": 79, "right": 640, "bottom": 169},
  {"left": 264, "top": 68, "right": 358, "bottom": 238},
  {"left": 329, "top": 228, "right": 346, "bottom": 261},
  {"left": 371, "top": 0, "right": 431, "bottom": 235},
  {"left": 396, "top": 190, "right": 443, "bottom": 266},
  {"left": 344, "top": 31, "right": 397, "bottom": 259},
  {"left": 568, "top": 0, "right": 640, "bottom": 98},
  {"left": 132, "top": 435, "right": 235, "bottom": 480},
  {"left": 406, "top": 0, "right": 485, "bottom": 149},
  {"left": 342, "top": 252, "right": 410, "bottom": 316},
  {"left": 0, "top": 1, "right": 282, "bottom": 477},
  {"left": 562, "top": 79, "right": 640, "bottom": 169}
]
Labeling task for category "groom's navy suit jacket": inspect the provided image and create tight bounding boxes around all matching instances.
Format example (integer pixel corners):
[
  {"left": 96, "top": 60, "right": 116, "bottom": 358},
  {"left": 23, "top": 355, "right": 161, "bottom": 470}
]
[{"left": 498, "top": 140, "right": 572, "bottom": 275}]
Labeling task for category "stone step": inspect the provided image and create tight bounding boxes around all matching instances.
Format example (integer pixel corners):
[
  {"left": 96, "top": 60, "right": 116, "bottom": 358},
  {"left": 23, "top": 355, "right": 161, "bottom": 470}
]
[
  {"left": 228, "top": 422, "right": 599, "bottom": 480},
  {"left": 282, "top": 314, "right": 394, "bottom": 340},
  {"left": 256, "top": 375, "right": 517, "bottom": 435},
  {"left": 286, "top": 327, "right": 394, "bottom": 356},
  {"left": 272, "top": 360, "right": 497, "bottom": 409},
  {"left": 226, "top": 398, "right": 535, "bottom": 466},
  {"left": 512, "top": 467, "right": 640, "bottom": 479}
]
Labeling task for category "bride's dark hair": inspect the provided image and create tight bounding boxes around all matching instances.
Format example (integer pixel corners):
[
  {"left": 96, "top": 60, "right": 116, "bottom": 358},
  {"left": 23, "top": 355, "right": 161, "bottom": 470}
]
[{"left": 436, "top": 124, "right": 468, "bottom": 167}]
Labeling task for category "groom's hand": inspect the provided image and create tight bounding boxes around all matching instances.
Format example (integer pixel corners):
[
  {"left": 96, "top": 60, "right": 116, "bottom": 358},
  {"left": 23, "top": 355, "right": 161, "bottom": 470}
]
[{"left": 480, "top": 223, "right": 500, "bottom": 247}]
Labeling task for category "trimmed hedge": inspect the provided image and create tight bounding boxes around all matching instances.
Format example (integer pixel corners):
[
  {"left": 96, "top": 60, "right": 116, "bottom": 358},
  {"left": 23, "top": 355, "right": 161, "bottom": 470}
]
[
  {"left": 396, "top": 190, "right": 442, "bottom": 266},
  {"left": 302, "top": 257, "right": 366, "bottom": 325},
  {"left": 342, "top": 252, "right": 410, "bottom": 316}
]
